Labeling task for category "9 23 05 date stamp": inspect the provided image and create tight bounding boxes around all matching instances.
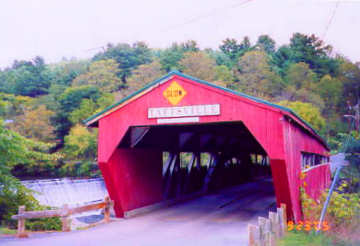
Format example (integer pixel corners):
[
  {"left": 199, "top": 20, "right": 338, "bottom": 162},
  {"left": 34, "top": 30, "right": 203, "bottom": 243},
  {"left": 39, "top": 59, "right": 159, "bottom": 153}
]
[{"left": 287, "top": 221, "right": 330, "bottom": 231}]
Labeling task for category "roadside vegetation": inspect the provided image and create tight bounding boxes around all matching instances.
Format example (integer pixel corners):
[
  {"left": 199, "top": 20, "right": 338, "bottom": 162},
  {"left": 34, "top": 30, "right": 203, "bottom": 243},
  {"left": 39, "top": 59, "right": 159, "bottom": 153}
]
[
  {"left": 278, "top": 132, "right": 360, "bottom": 245},
  {"left": 0, "top": 33, "right": 360, "bottom": 233}
]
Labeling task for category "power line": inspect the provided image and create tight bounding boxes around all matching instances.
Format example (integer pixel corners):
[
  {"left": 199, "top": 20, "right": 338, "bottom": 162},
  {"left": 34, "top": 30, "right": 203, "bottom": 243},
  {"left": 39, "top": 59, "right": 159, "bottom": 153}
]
[
  {"left": 161, "top": 0, "right": 255, "bottom": 33},
  {"left": 84, "top": 46, "right": 106, "bottom": 53},
  {"left": 322, "top": 0, "right": 340, "bottom": 40}
]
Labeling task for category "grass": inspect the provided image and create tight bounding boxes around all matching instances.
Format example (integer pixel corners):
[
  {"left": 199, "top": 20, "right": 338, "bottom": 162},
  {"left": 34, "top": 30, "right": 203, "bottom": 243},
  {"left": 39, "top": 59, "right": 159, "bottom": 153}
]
[
  {"left": 0, "top": 227, "right": 17, "bottom": 235},
  {"left": 277, "top": 230, "right": 358, "bottom": 246}
]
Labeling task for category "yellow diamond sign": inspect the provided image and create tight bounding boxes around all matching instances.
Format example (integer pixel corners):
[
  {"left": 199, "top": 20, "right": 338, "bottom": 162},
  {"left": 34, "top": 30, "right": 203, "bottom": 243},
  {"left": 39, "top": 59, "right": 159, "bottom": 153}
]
[{"left": 163, "top": 81, "right": 187, "bottom": 105}]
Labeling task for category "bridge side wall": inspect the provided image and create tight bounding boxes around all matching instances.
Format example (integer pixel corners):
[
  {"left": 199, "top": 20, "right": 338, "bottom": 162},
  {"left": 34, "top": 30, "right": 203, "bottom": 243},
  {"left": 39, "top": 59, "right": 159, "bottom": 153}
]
[
  {"left": 100, "top": 148, "right": 163, "bottom": 217},
  {"left": 282, "top": 119, "right": 330, "bottom": 221}
]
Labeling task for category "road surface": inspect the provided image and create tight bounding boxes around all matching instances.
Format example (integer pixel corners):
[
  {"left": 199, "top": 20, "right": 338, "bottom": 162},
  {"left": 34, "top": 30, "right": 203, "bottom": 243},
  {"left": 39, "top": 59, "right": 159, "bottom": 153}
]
[{"left": 1, "top": 179, "right": 276, "bottom": 246}]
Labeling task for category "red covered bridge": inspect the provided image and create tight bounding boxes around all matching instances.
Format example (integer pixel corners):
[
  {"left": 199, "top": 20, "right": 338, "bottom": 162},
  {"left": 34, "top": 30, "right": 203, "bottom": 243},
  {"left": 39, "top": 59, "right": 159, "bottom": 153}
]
[{"left": 85, "top": 71, "right": 331, "bottom": 222}]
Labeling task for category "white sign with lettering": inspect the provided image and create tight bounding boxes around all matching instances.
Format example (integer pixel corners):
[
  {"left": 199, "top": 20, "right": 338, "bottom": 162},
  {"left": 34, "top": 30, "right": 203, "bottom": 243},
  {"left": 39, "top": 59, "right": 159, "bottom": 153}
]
[{"left": 148, "top": 104, "right": 220, "bottom": 119}]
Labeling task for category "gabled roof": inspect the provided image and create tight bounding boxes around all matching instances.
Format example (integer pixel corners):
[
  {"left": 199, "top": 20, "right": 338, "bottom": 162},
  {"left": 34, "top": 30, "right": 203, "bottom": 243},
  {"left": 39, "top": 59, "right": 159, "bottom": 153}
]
[{"left": 84, "top": 70, "right": 328, "bottom": 149}]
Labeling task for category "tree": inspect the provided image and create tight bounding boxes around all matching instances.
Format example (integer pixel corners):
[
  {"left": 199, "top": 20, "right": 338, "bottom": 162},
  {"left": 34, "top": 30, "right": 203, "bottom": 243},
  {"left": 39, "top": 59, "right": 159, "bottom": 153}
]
[
  {"left": 9, "top": 105, "right": 55, "bottom": 142},
  {"left": 0, "top": 118, "right": 58, "bottom": 223},
  {"left": 63, "top": 124, "right": 97, "bottom": 160},
  {"left": 277, "top": 100, "right": 326, "bottom": 131},
  {"left": 337, "top": 60, "right": 360, "bottom": 109},
  {"left": 285, "top": 62, "right": 316, "bottom": 90},
  {"left": 52, "top": 86, "right": 101, "bottom": 143},
  {"left": 205, "top": 49, "right": 233, "bottom": 69},
  {"left": 271, "top": 45, "right": 294, "bottom": 76},
  {"left": 69, "top": 93, "right": 114, "bottom": 125},
  {"left": 50, "top": 59, "right": 89, "bottom": 87},
  {"left": 214, "top": 65, "right": 233, "bottom": 84},
  {"left": 179, "top": 52, "right": 217, "bottom": 81},
  {"left": 126, "top": 60, "right": 164, "bottom": 94},
  {"left": 1, "top": 57, "right": 52, "bottom": 97},
  {"left": 316, "top": 75, "right": 343, "bottom": 114},
  {"left": 179, "top": 40, "right": 199, "bottom": 52},
  {"left": 256, "top": 35, "right": 276, "bottom": 54},
  {"left": 92, "top": 42, "right": 152, "bottom": 82},
  {"left": 281, "top": 62, "right": 324, "bottom": 110},
  {"left": 234, "top": 50, "right": 284, "bottom": 98},
  {"left": 219, "top": 37, "right": 253, "bottom": 67},
  {"left": 159, "top": 41, "right": 200, "bottom": 72},
  {"left": 72, "top": 59, "right": 122, "bottom": 92}
]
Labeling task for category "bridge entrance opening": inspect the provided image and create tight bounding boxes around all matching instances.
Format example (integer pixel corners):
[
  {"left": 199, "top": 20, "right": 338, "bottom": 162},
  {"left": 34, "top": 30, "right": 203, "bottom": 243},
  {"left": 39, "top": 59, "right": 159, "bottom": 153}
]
[{"left": 118, "top": 121, "right": 275, "bottom": 215}]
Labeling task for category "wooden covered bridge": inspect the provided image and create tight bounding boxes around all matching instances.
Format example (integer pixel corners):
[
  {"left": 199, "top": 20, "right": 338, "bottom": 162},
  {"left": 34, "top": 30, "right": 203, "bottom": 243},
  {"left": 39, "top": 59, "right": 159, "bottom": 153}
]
[{"left": 84, "top": 71, "right": 331, "bottom": 222}]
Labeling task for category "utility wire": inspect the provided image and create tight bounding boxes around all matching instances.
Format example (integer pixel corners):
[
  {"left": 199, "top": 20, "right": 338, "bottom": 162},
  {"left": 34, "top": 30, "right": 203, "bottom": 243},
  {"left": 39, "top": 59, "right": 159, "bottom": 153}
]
[
  {"left": 161, "top": 0, "right": 255, "bottom": 32},
  {"left": 322, "top": 0, "right": 340, "bottom": 40}
]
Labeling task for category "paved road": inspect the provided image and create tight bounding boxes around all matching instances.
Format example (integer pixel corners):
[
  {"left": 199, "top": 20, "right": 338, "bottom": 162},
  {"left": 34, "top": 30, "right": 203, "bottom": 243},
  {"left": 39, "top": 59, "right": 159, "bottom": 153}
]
[{"left": 1, "top": 179, "right": 276, "bottom": 246}]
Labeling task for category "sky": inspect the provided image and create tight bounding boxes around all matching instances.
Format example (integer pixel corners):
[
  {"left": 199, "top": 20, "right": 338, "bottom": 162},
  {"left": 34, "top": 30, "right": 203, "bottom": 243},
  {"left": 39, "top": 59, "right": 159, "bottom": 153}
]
[{"left": 0, "top": 0, "right": 359, "bottom": 68}]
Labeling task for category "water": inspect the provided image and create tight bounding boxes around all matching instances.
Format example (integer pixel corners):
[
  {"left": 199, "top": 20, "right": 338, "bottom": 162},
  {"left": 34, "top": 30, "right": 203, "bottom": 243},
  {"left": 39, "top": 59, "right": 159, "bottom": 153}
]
[{"left": 21, "top": 178, "right": 108, "bottom": 208}]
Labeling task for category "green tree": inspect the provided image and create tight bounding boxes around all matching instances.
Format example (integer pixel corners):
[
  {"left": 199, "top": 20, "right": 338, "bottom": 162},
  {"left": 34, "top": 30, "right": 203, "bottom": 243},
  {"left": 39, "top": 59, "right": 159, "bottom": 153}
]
[
  {"left": 256, "top": 35, "right": 276, "bottom": 54},
  {"left": 273, "top": 33, "right": 338, "bottom": 78},
  {"left": 72, "top": 59, "right": 122, "bottom": 92},
  {"left": 159, "top": 40, "right": 200, "bottom": 72},
  {"left": 316, "top": 74, "right": 343, "bottom": 114},
  {"left": 63, "top": 124, "right": 97, "bottom": 160},
  {"left": 219, "top": 37, "right": 253, "bottom": 67},
  {"left": 214, "top": 65, "right": 233, "bottom": 84},
  {"left": 125, "top": 60, "right": 164, "bottom": 94},
  {"left": 282, "top": 62, "right": 324, "bottom": 110},
  {"left": 10, "top": 105, "right": 55, "bottom": 142},
  {"left": 1, "top": 56, "right": 52, "bottom": 97},
  {"left": 337, "top": 60, "right": 360, "bottom": 110},
  {"left": 52, "top": 86, "right": 101, "bottom": 143},
  {"left": 234, "top": 50, "right": 284, "bottom": 98},
  {"left": 0, "top": 118, "right": 58, "bottom": 224},
  {"left": 50, "top": 59, "right": 89, "bottom": 87},
  {"left": 69, "top": 93, "right": 114, "bottom": 125},
  {"left": 277, "top": 100, "right": 326, "bottom": 131},
  {"left": 93, "top": 42, "right": 152, "bottom": 82},
  {"left": 179, "top": 52, "right": 217, "bottom": 81}
]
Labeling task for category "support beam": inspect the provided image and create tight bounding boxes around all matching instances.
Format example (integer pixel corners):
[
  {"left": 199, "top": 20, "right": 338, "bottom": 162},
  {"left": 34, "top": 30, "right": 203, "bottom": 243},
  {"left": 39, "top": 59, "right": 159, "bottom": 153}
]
[
  {"left": 164, "top": 153, "right": 179, "bottom": 199},
  {"left": 184, "top": 153, "right": 196, "bottom": 193},
  {"left": 130, "top": 127, "right": 150, "bottom": 148},
  {"left": 202, "top": 153, "right": 218, "bottom": 193},
  {"left": 162, "top": 152, "right": 174, "bottom": 177}
]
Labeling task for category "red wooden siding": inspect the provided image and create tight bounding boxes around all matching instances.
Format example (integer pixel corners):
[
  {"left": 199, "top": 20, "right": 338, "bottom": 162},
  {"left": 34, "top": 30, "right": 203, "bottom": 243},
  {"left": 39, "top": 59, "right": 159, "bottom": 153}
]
[{"left": 303, "top": 164, "right": 331, "bottom": 201}]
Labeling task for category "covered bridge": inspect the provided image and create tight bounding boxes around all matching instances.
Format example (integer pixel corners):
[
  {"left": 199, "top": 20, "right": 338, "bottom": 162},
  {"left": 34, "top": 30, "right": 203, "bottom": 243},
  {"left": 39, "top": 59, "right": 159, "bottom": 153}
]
[{"left": 85, "top": 71, "right": 331, "bottom": 222}]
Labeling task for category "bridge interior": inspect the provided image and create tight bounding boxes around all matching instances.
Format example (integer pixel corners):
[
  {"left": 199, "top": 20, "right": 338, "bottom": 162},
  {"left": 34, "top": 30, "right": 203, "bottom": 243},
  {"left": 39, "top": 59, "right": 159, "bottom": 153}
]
[{"left": 119, "top": 121, "right": 273, "bottom": 201}]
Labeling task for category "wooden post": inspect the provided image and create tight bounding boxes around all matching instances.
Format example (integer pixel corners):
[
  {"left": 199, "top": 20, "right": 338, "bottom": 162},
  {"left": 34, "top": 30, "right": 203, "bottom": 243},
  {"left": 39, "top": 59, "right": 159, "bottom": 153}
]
[
  {"left": 281, "top": 203, "right": 287, "bottom": 225},
  {"left": 269, "top": 232, "right": 275, "bottom": 246},
  {"left": 248, "top": 224, "right": 257, "bottom": 246},
  {"left": 258, "top": 217, "right": 267, "bottom": 246},
  {"left": 265, "top": 231, "right": 271, "bottom": 246},
  {"left": 275, "top": 210, "right": 281, "bottom": 238},
  {"left": 16, "top": 206, "right": 28, "bottom": 238},
  {"left": 104, "top": 196, "right": 110, "bottom": 223},
  {"left": 269, "top": 212, "right": 277, "bottom": 239},
  {"left": 277, "top": 207, "right": 285, "bottom": 237},
  {"left": 61, "top": 204, "right": 71, "bottom": 232}
]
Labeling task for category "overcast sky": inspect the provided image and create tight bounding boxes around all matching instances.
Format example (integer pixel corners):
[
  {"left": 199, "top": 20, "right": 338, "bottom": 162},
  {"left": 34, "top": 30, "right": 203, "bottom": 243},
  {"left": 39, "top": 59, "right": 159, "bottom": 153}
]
[{"left": 1, "top": 0, "right": 359, "bottom": 68}]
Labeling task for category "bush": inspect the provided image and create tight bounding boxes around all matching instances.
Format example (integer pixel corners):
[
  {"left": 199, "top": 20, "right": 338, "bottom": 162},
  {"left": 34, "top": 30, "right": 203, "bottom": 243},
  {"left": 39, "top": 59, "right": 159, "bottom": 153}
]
[
  {"left": 0, "top": 181, "right": 38, "bottom": 227},
  {"left": 300, "top": 172, "right": 360, "bottom": 245},
  {"left": 59, "top": 161, "right": 100, "bottom": 178},
  {"left": 26, "top": 215, "right": 62, "bottom": 231}
]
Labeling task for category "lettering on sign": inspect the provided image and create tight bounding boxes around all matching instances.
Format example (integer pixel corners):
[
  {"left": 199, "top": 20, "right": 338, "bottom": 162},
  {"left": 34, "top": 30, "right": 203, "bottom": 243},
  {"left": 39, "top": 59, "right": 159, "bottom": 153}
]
[
  {"left": 148, "top": 104, "right": 220, "bottom": 119},
  {"left": 163, "top": 81, "right": 187, "bottom": 105}
]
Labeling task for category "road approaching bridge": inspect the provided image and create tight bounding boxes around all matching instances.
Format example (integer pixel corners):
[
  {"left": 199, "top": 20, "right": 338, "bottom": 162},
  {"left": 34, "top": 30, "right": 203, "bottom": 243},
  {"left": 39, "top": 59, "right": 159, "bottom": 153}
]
[{"left": 1, "top": 179, "right": 275, "bottom": 246}]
